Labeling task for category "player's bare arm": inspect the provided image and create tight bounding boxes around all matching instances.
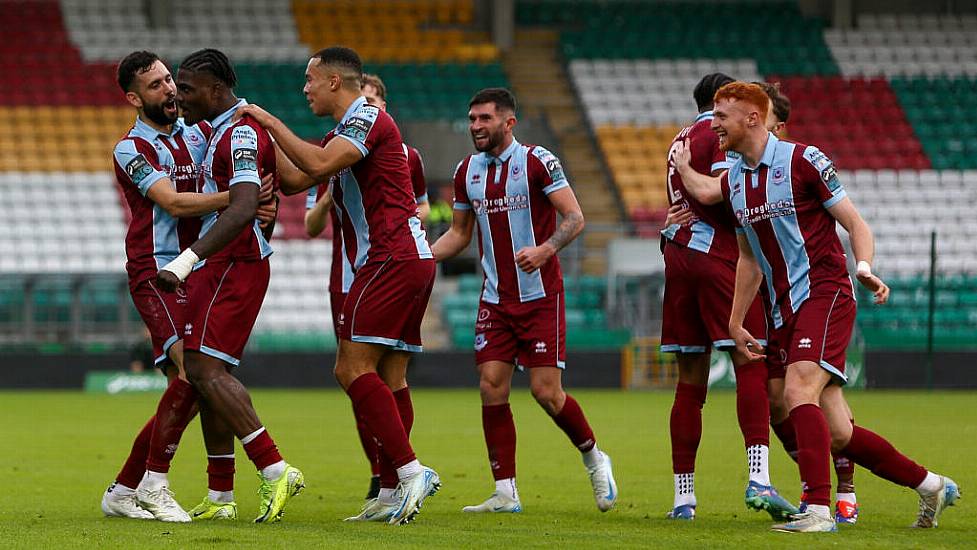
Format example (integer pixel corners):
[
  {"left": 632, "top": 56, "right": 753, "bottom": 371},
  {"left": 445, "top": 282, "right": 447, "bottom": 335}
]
[
  {"left": 431, "top": 208, "right": 475, "bottom": 261},
  {"left": 515, "top": 187, "right": 584, "bottom": 273},
  {"left": 304, "top": 183, "right": 333, "bottom": 238},
  {"left": 146, "top": 177, "right": 228, "bottom": 218},
  {"left": 827, "top": 196, "right": 889, "bottom": 304},
  {"left": 673, "top": 139, "right": 724, "bottom": 205},
  {"left": 155, "top": 183, "right": 260, "bottom": 292},
  {"left": 236, "top": 104, "right": 360, "bottom": 194},
  {"left": 729, "top": 232, "right": 765, "bottom": 362},
  {"left": 274, "top": 142, "right": 322, "bottom": 195}
]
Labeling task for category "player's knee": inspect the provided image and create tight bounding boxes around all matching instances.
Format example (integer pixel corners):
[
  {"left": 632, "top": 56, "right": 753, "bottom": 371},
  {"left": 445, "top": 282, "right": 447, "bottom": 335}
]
[
  {"left": 530, "top": 383, "right": 561, "bottom": 412},
  {"left": 479, "top": 376, "right": 508, "bottom": 401}
]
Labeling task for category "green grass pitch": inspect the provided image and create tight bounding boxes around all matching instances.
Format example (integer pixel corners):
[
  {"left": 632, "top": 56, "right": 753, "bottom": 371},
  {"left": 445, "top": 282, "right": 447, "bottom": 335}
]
[{"left": 0, "top": 388, "right": 972, "bottom": 548}]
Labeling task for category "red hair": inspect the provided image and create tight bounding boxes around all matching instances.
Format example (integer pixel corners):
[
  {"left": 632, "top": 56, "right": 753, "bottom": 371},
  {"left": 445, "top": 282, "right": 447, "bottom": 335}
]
[{"left": 714, "top": 82, "right": 769, "bottom": 121}]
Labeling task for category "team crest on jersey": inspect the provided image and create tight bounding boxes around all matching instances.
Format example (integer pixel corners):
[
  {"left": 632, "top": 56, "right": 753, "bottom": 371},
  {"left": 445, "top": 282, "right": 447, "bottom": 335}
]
[
  {"left": 510, "top": 164, "right": 521, "bottom": 178},
  {"left": 772, "top": 166, "right": 786, "bottom": 184},
  {"left": 474, "top": 333, "right": 488, "bottom": 351},
  {"left": 125, "top": 155, "right": 154, "bottom": 185},
  {"left": 186, "top": 131, "right": 202, "bottom": 146}
]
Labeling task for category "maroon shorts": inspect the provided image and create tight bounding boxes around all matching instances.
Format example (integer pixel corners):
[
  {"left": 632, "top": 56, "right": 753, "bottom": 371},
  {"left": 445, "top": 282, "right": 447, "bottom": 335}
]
[
  {"left": 661, "top": 242, "right": 768, "bottom": 354},
  {"left": 130, "top": 278, "right": 187, "bottom": 368},
  {"left": 765, "top": 286, "right": 855, "bottom": 385},
  {"left": 330, "top": 291, "right": 347, "bottom": 336},
  {"left": 339, "top": 258, "right": 435, "bottom": 352},
  {"left": 183, "top": 259, "right": 270, "bottom": 367},
  {"left": 474, "top": 293, "right": 566, "bottom": 369}
]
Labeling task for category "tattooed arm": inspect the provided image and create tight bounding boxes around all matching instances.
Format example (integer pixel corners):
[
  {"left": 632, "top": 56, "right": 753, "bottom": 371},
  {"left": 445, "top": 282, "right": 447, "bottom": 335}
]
[{"left": 514, "top": 187, "right": 585, "bottom": 273}]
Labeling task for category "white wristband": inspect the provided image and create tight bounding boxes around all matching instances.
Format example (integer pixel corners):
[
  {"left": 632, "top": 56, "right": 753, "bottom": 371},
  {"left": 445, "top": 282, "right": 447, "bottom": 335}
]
[
  {"left": 856, "top": 260, "right": 872, "bottom": 278},
  {"left": 161, "top": 249, "right": 199, "bottom": 282}
]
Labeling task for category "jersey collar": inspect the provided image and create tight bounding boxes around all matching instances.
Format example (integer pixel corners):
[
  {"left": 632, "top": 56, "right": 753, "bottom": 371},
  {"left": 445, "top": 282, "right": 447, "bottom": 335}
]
[
  {"left": 738, "top": 131, "right": 779, "bottom": 172},
  {"left": 132, "top": 116, "right": 185, "bottom": 140},
  {"left": 339, "top": 96, "right": 368, "bottom": 128},
  {"left": 694, "top": 110, "right": 713, "bottom": 122},
  {"left": 210, "top": 98, "right": 248, "bottom": 131},
  {"left": 484, "top": 138, "right": 520, "bottom": 165}
]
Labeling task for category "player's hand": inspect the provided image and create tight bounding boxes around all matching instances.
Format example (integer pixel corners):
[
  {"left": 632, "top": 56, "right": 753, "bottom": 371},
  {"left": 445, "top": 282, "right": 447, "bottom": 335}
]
[
  {"left": 673, "top": 139, "right": 693, "bottom": 174},
  {"left": 515, "top": 244, "right": 555, "bottom": 273},
  {"left": 731, "top": 325, "right": 765, "bottom": 362},
  {"left": 235, "top": 103, "right": 275, "bottom": 128},
  {"left": 258, "top": 173, "right": 275, "bottom": 203},
  {"left": 664, "top": 204, "right": 694, "bottom": 227},
  {"left": 856, "top": 272, "right": 890, "bottom": 305},
  {"left": 155, "top": 270, "right": 181, "bottom": 293}
]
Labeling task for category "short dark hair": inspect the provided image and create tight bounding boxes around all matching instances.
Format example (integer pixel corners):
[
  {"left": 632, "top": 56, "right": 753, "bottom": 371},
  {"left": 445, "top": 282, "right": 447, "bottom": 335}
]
[
  {"left": 361, "top": 73, "right": 386, "bottom": 100},
  {"left": 693, "top": 73, "right": 735, "bottom": 112},
  {"left": 469, "top": 87, "right": 517, "bottom": 113},
  {"left": 314, "top": 46, "right": 363, "bottom": 89},
  {"left": 117, "top": 50, "right": 160, "bottom": 93},
  {"left": 755, "top": 81, "right": 791, "bottom": 124},
  {"left": 180, "top": 48, "right": 237, "bottom": 88}
]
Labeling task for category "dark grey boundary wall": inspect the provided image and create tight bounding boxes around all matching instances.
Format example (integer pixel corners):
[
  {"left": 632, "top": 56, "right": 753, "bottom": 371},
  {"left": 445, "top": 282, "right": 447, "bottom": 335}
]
[
  {"left": 0, "top": 351, "right": 623, "bottom": 389},
  {"left": 1, "top": 351, "right": 974, "bottom": 389}
]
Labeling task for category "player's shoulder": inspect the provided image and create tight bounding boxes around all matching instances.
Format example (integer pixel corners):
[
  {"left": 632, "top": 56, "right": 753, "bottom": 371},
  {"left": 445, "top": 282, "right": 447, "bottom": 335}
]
[
  {"left": 222, "top": 119, "right": 264, "bottom": 149},
  {"left": 453, "top": 155, "right": 473, "bottom": 178},
  {"left": 113, "top": 134, "right": 154, "bottom": 158},
  {"left": 793, "top": 141, "right": 834, "bottom": 171},
  {"left": 527, "top": 145, "right": 567, "bottom": 183}
]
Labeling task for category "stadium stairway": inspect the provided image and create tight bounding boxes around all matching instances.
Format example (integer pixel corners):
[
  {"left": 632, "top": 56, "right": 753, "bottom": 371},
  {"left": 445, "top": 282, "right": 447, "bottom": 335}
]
[{"left": 503, "top": 30, "right": 622, "bottom": 275}]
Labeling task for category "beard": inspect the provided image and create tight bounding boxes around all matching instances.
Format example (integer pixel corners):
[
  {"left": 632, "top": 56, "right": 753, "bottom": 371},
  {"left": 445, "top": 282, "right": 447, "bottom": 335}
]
[
  {"left": 143, "top": 98, "right": 177, "bottom": 126},
  {"left": 472, "top": 127, "right": 504, "bottom": 152}
]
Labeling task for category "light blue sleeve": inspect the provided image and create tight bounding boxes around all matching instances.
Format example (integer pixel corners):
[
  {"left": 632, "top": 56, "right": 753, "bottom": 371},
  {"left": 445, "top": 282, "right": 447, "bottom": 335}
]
[
  {"left": 531, "top": 146, "right": 570, "bottom": 195},
  {"left": 336, "top": 104, "right": 379, "bottom": 157},
  {"left": 113, "top": 139, "right": 167, "bottom": 196},
  {"left": 228, "top": 125, "right": 261, "bottom": 187}
]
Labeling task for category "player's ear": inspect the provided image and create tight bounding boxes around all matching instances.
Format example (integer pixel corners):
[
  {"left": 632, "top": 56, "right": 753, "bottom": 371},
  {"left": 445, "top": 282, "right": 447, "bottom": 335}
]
[{"left": 125, "top": 91, "right": 143, "bottom": 110}]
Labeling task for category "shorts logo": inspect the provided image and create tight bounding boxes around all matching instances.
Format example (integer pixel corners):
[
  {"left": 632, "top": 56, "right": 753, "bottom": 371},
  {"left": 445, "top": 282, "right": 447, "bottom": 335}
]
[
  {"left": 780, "top": 349, "right": 788, "bottom": 362},
  {"left": 233, "top": 148, "right": 258, "bottom": 172},
  {"left": 477, "top": 309, "right": 490, "bottom": 322},
  {"left": 125, "top": 155, "right": 154, "bottom": 186},
  {"left": 534, "top": 341, "right": 547, "bottom": 354},
  {"left": 338, "top": 313, "right": 345, "bottom": 327},
  {"left": 184, "top": 323, "right": 193, "bottom": 336},
  {"left": 798, "top": 337, "right": 812, "bottom": 349},
  {"left": 474, "top": 333, "right": 488, "bottom": 351}
]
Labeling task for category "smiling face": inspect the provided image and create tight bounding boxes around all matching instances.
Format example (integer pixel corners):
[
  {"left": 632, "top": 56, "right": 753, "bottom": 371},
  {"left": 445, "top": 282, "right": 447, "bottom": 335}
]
[
  {"left": 711, "top": 97, "right": 757, "bottom": 153},
  {"left": 127, "top": 60, "right": 178, "bottom": 126},
  {"left": 468, "top": 102, "right": 514, "bottom": 153},
  {"left": 175, "top": 67, "right": 220, "bottom": 125},
  {"left": 303, "top": 57, "right": 335, "bottom": 118}
]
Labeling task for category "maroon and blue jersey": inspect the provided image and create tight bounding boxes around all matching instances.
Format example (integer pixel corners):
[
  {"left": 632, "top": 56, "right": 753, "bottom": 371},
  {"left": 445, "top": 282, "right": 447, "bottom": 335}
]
[
  {"left": 722, "top": 132, "right": 852, "bottom": 329},
  {"left": 307, "top": 140, "right": 428, "bottom": 294},
  {"left": 198, "top": 99, "right": 277, "bottom": 262},
  {"left": 323, "top": 96, "right": 431, "bottom": 270},
  {"left": 113, "top": 117, "right": 210, "bottom": 286},
  {"left": 453, "top": 139, "right": 569, "bottom": 304},
  {"left": 661, "top": 111, "right": 738, "bottom": 261}
]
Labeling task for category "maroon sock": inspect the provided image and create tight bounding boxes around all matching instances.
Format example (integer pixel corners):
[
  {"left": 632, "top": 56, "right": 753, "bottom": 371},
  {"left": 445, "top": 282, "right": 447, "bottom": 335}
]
[
  {"left": 145, "top": 378, "right": 198, "bottom": 473},
  {"left": 734, "top": 361, "right": 770, "bottom": 447},
  {"left": 790, "top": 404, "right": 832, "bottom": 506},
  {"left": 551, "top": 393, "right": 596, "bottom": 452},
  {"left": 771, "top": 417, "right": 800, "bottom": 463},
  {"left": 842, "top": 425, "right": 927, "bottom": 488},
  {"left": 346, "top": 373, "right": 415, "bottom": 469},
  {"left": 670, "top": 382, "right": 707, "bottom": 473},
  {"left": 378, "top": 387, "right": 415, "bottom": 489},
  {"left": 116, "top": 415, "right": 154, "bottom": 488},
  {"left": 242, "top": 429, "right": 283, "bottom": 471},
  {"left": 207, "top": 455, "right": 235, "bottom": 492},
  {"left": 482, "top": 403, "right": 517, "bottom": 480},
  {"left": 355, "top": 414, "right": 381, "bottom": 477}
]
